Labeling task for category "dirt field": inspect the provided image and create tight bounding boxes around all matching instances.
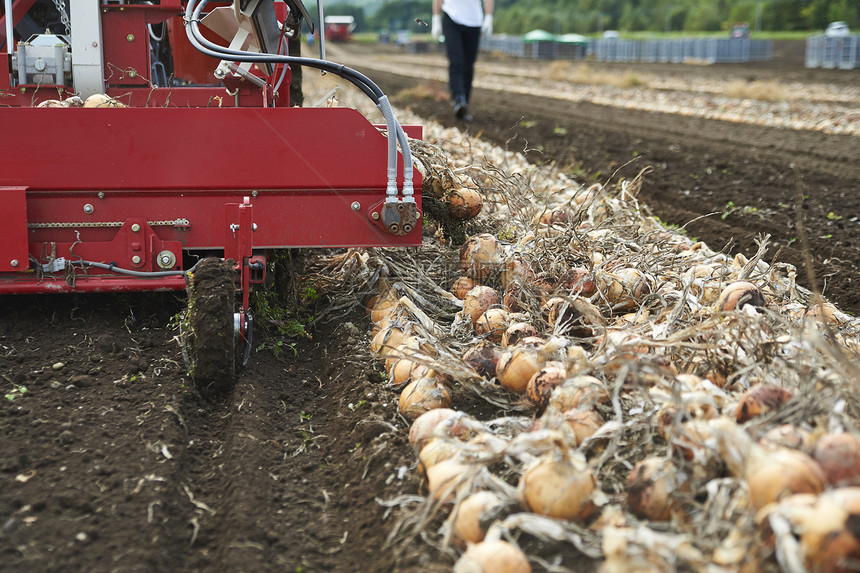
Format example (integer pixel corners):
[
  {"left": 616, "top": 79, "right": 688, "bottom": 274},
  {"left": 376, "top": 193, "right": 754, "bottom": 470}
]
[{"left": 1, "top": 40, "right": 858, "bottom": 573}]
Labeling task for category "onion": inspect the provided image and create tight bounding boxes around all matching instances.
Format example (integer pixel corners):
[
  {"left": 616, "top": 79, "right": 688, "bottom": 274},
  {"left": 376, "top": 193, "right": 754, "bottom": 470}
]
[
  {"left": 811, "top": 432, "right": 860, "bottom": 486},
  {"left": 370, "top": 289, "right": 400, "bottom": 323},
  {"left": 447, "top": 187, "right": 483, "bottom": 219},
  {"left": 548, "top": 375, "right": 609, "bottom": 412},
  {"left": 463, "top": 286, "right": 502, "bottom": 326},
  {"left": 715, "top": 281, "right": 765, "bottom": 312},
  {"left": 463, "top": 341, "right": 503, "bottom": 379},
  {"left": 612, "top": 268, "right": 654, "bottom": 311},
  {"left": 399, "top": 374, "right": 453, "bottom": 420},
  {"left": 747, "top": 447, "right": 827, "bottom": 511},
  {"left": 370, "top": 322, "right": 410, "bottom": 356},
  {"left": 475, "top": 307, "right": 511, "bottom": 342},
  {"left": 499, "top": 257, "right": 533, "bottom": 290},
  {"left": 83, "top": 93, "right": 126, "bottom": 108},
  {"left": 560, "top": 266, "right": 596, "bottom": 297},
  {"left": 452, "top": 491, "right": 505, "bottom": 545},
  {"left": 460, "top": 234, "right": 504, "bottom": 280},
  {"left": 798, "top": 487, "right": 860, "bottom": 573},
  {"left": 537, "top": 208, "right": 570, "bottom": 225},
  {"left": 542, "top": 297, "right": 597, "bottom": 338},
  {"left": 562, "top": 408, "right": 604, "bottom": 446},
  {"left": 761, "top": 424, "right": 812, "bottom": 451},
  {"left": 626, "top": 456, "right": 685, "bottom": 522},
  {"left": 496, "top": 346, "right": 544, "bottom": 394},
  {"left": 408, "top": 408, "right": 458, "bottom": 452},
  {"left": 735, "top": 383, "right": 794, "bottom": 423},
  {"left": 37, "top": 99, "right": 67, "bottom": 108},
  {"left": 453, "top": 539, "right": 532, "bottom": 573},
  {"left": 595, "top": 273, "right": 624, "bottom": 304},
  {"left": 526, "top": 361, "right": 567, "bottom": 413},
  {"left": 417, "top": 437, "right": 461, "bottom": 477},
  {"left": 426, "top": 458, "right": 469, "bottom": 502},
  {"left": 518, "top": 450, "right": 596, "bottom": 521},
  {"left": 451, "top": 276, "right": 480, "bottom": 299},
  {"left": 502, "top": 322, "right": 539, "bottom": 347}
]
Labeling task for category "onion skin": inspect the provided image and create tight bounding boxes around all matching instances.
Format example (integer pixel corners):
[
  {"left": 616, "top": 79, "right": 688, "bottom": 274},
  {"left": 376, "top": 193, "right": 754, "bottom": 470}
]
[
  {"left": 463, "top": 286, "right": 502, "bottom": 326},
  {"left": 496, "top": 347, "right": 544, "bottom": 394},
  {"left": 561, "top": 267, "right": 596, "bottom": 297},
  {"left": 452, "top": 276, "right": 480, "bottom": 299},
  {"left": 735, "top": 384, "right": 794, "bottom": 423},
  {"left": 370, "top": 290, "right": 400, "bottom": 323},
  {"left": 460, "top": 234, "right": 504, "bottom": 280},
  {"left": 463, "top": 342, "right": 503, "bottom": 379},
  {"left": 812, "top": 433, "right": 860, "bottom": 486},
  {"left": 799, "top": 487, "right": 860, "bottom": 573},
  {"left": 398, "top": 375, "right": 453, "bottom": 420},
  {"left": 475, "top": 307, "right": 511, "bottom": 342},
  {"left": 542, "top": 297, "right": 596, "bottom": 338},
  {"left": 548, "top": 375, "right": 609, "bottom": 412},
  {"left": 426, "top": 458, "right": 468, "bottom": 502},
  {"left": 519, "top": 453, "right": 597, "bottom": 521},
  {"left": 626, "top": 457, "right": 684, "bottom": 522},
  {"left": 715, "top": 281, "right": 765, "bottom": 312},
  {"left": 562, "top": 408, "right": 604, "bottom": 446},
  {"left": 538, "top": 208, "right": 570, "bottom": 226},
  {"left": 500, "top": 257, "right": 534, "bottom": 290},
  {"left": 747, "top": 447, "right": 827, "bottom": 511},
  {"left": 526, "top": 362, "right": 567, "bottom": 414},
  {"left": 452, "top": 491, "right": 504, "bottom": 546},
  {"left": 502, "top": 322, "right": 539, "bottom": 347},
  {"left": 408, "top": 408, "right": 457, "bottom": 452},
  {"left": 447, "top": 187, "right": 483, "bottom": 219},
  {"left": 453, "top": 539, "right": 532, "bottom": 573},
  {"left": 417, "top": 438, "right": 461, "bottom": 478}
]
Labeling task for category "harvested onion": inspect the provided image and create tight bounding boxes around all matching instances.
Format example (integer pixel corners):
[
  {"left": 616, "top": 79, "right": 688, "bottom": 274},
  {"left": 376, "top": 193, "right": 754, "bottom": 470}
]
[
  {"left": 525, "top": 361, "right": 566, "bottom": 413},
  {"left": 453, "top": 539, "right": 532, "bottom": 573},
  {"left": 452, "top": 490, "right": 505, "bottom": 545},
  {"left": 463, "top": 286, "right": 502, "bottom": 326},
  {"left": 496, "top": 346, "right": 544, "bottom": 394},
  {"left": 460, "top": 234, "right": 504, "bottom": 280},
  {"left": 625, "top": 456, "right": 686, "bottom": 522},
  {"left": 715, "top": 281, "right": 765, "bottom": 312},
  {"left": 811, "top": 432, "right": 860, "bottom": 486},
  {"left": 447, "top": 187, "right": 483, "bottom": 219},
  {"left": 399, "top": 374, "right": 452, "bottom": 420},
  {"left": 408, "top": 408, "right": 457, "bottom": 452},
  {"left": 475, "top": 307, "right": 511, "bottom": 342},
  {"left": 519, "top": 450, "right": 596, "bottom": 521}
]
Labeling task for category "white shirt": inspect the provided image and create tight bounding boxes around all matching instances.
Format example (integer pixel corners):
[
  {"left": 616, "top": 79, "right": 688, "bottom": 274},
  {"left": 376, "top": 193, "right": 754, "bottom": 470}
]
[{"left": 441, "top": 0, "right": 484, "bottom": 27}]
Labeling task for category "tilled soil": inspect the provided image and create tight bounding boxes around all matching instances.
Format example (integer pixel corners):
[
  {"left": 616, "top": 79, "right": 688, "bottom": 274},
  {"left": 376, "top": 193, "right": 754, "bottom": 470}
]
[{"left": 1, "top": 40, "right": 858, "bottom": 573}]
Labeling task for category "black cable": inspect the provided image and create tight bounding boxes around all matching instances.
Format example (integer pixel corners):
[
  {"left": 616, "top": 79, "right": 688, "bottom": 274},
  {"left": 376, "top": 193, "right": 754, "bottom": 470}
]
[{"left": 185, "top": 0, "right": 384, "bottom": 103}]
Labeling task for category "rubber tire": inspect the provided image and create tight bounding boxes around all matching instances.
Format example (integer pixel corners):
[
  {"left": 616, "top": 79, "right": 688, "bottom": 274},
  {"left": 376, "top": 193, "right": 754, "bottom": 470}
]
[{"left": 188, "top": 258, "right": 237, "bottom": 393}]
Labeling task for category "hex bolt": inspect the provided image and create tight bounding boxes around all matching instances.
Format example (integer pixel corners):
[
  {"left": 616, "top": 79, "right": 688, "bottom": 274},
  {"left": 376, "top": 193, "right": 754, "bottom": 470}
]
[
  {"left": 83, "top": 203, "right": 94, "bottom": 214},
  {"left": 10, "top": 260, "right": 19, "bottom": 268},
  {"left": 131, "top": 224, "right": 141, "bottom": 232},
  {"left": 131, "top": 256, "right": 141, "bottom": 264},
  {"left": 351, "top": 201, "right": 361, "bottom": 211}
]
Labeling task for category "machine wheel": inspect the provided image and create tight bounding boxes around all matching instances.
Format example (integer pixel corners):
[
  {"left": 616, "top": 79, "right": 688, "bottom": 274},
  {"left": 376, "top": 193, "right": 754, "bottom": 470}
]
[{"left": 187, "top": 258, "right": 237, "bottom": 393}]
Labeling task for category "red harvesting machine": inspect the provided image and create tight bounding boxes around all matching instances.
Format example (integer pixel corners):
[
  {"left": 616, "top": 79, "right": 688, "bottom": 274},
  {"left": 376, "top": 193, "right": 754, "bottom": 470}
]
[{"left": 0, "top": 0, "right": 421, "bottom": 384}]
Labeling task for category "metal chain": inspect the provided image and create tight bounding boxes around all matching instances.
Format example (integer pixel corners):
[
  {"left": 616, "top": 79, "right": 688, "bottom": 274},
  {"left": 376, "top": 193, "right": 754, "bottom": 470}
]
[
  {"left": 52, "top": 0, "right": 71, "bottom": 35},
  {"left": 28, "top": 219, "right": 191, "bottom": 229}
]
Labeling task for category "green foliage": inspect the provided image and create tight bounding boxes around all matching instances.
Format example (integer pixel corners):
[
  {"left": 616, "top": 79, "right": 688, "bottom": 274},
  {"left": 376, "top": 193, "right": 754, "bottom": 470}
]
[{"left": 5, "top": 384, "right": 27, "bottom": 401}]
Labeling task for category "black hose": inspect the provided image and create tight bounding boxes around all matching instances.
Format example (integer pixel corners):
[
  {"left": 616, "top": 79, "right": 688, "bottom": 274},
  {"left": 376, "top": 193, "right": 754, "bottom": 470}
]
[{"left": 185, "top": 0, "right": 384, "bottom": 103}]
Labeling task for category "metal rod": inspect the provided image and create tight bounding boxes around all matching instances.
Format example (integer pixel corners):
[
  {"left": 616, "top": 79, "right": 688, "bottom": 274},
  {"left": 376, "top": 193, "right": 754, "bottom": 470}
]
[
  {"left": 4, "top": 0, "right": 14, "bottom": 54},
  {"left": 316, "top": 0, "right": 326, "bottom": 70}
]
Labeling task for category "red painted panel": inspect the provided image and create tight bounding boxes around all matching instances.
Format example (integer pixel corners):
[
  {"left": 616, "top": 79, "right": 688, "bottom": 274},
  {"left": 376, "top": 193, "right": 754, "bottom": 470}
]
[{"left": 0, "top": 187, "right": 28, "bottom": 271}]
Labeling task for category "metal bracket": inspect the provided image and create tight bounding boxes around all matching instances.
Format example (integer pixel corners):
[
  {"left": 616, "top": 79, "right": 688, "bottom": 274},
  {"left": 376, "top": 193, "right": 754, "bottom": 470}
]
[{"left": 369, "top": 199, "right": 420, "bottom": 236}]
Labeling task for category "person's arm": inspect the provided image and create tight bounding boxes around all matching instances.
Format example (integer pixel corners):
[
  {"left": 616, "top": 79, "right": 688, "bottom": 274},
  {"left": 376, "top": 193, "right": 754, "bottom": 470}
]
[
  {"left": 432, "top": 0, "right": 443, "bottom": 40},
  {"left": 481, "top": 0, "right": 494, "bottom": 36}
]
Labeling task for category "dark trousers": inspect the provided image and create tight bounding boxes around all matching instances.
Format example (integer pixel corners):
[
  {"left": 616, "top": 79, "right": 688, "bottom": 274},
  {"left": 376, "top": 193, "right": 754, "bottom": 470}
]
[{"left": 442, "top": 13, "right": 481, "bottom": 106}]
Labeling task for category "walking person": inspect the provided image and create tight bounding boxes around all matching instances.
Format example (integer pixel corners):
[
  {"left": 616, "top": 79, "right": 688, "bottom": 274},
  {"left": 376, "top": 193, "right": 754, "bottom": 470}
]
[{"left": 431, "top": 0, "right": 493, "bottom": 122}]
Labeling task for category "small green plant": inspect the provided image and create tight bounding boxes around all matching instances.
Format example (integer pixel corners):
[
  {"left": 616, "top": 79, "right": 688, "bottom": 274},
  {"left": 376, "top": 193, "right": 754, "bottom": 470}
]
[
  {"left": 347, "top": 400, "right": 366, "bottom": 411},
  {"left": 518, "top": 119, "right": 538, "bottom": 128},
  {"left": 348, "top": 442, "right": 362, "bottom": 453},
  {"left": 826, "top": 212, "right": 842, "bottom": 221},
  {"left": 5, "top": 384, "right": 27, "bottom": 401},
  {"left": 299, "top": 410, "right": 313, "bottom": 421},
  {"left": 553, "top": 126, "right": 568, "bottom": 136}
]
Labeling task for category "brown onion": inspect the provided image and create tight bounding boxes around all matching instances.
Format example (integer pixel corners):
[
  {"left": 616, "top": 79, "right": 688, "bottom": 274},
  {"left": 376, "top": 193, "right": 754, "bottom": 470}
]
[
  {"left": 408, "top": 408, "right": 458, "bottom": 452},
  {"left": 451, "top": 276, "right": 480, "bottom": 299},
  {"left": 525, "top": 362, "right": 567, "bottom": 413},
  {"left": 496, "top": 346, "right": 544, "bottom": 394},
  {"left": 612, "top": 268, "right": 654, "bottom": 311},
  {"left": 735, "top": 383, "right": 794, "bottom": 423},
  {"left": 453, "top": 539, "right": 532, "bottom": 573},
  {"left": 499, "top": 257, "right": 534, "bottom": 290},
  {"left": 83, "top": 93, "right": 126, "bottom": 108},
  {"left": 542, "top": 297, "right": 597, "bottom": 338},
  {"left": 463, "top": 341, "right": 504, "bottom": 379},
  {"left": 463, "top": 286, "right": 502, "bottom": 326},
  {"left": 399, "top": 375, "right": 453, "bottom": 420},
  {"left": 447, "top": 187, "right": 483, "bottom": 219},
  {"left": 715, "top": 281, "right": 765, "bottom": 312},
  {"left": 562, "top": 408, "right": 604, "bottom": 446},
  {"left": 502, "top": 322, "right": 539, "bottom": 347},
  {"left": 799, "top": 487, "right": 860, "bottom": 573},
  {"left": 761, "top": 424, "right": 812, "bottom": 451},
  {"left": 475, "top": 307, "right": 511, "bottom": 342},
  {"left": 812, "top": 432, "right": 860, "bottom": 486},
  {"left": 518, "top": 451, "right": 596, "bottom": 521},
  {"left": 417, "top": 438, "right": 461, "bottom": 478},
  {"left": 537, "top": 208, "right": 570, "bottom": 226},
  {"left": 370, "top": 289, "right": 400, "bottom": 323},
  {"left": 370, "top": 322, "right": 410, "bottom": 356},
  {"left": 561, "top": 267, "right": 596, "bottom": 297},
  {"left": 452, "top": 491, "right": 505, "bottom": 546},
  {"left": 426, "top": 458, "right": 469, "bottom": 502},
  {"left": 626, "top": 456, "right": 686, "bottom": 522},
  {"left": 460, "top": 233, "right": 504, "bottom": 280},
  {"left": 548, "top": 375, "right": 609, "bottom": 412},
  {"left": 747, "top": 447, "right": 827, "bottom": 511}
]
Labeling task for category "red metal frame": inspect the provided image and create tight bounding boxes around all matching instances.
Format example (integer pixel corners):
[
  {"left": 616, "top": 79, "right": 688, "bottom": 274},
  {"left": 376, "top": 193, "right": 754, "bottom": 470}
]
[{"left": 0, "top": 1, "right": 423, "bottom": 307}]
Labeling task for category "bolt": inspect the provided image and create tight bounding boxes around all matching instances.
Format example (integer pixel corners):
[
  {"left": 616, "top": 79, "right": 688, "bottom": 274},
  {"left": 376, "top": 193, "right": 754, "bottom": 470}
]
[
  {"left": 403, "top": 224, "right": 413, "bottom": 233},
  {"left": 252, "top": 223, "right": 258, "bottom": 231},
  {"left": 83, "top": 204, "right": 94, "bottom": 214},
  {"left": 161, "top": 255, "right": 171, "bottom": 265},
  {"left": 131, "top": 256, "right": 141, "bottom": 264},
  {"left": 92, "top": 42, "right": 98, "bottom": 48},
  {"left": 371, "top": 212, "right": 380, "bottom": 220},
  {"left": 128, "top": 70, "right": 137, "bottom": 78},
  {"left": 127, "top": 34, "right": 134, "bottom": 42},
  {"left": 252, "top": 190, "right": 258, "bottom": 197},
  {"left": 351, "top": 201, "right": 361, "bottom": 211},
  {"left": 131, "top": 224, "right": 140, "bottom": 232},
  {"left": 10, "top": 260, "right": 19, "bottom": 268},
  {"left": 97, "top": 192, "right": 105, "bottom": 199}
]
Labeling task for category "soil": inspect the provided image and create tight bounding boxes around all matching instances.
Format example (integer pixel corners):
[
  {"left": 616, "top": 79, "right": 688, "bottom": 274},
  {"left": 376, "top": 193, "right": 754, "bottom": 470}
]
[{"left": 1, "top": 40, "right": 858, "bottom": 573}]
